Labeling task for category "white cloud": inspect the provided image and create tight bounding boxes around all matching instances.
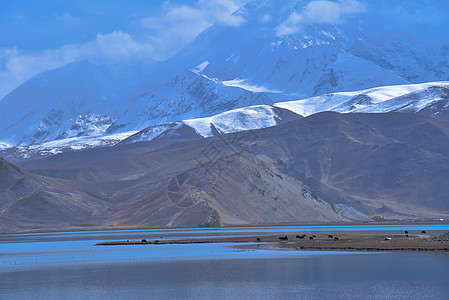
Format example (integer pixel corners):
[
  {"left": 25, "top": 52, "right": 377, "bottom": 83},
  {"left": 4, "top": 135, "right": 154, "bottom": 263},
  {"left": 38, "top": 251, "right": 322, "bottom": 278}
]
[
  {"left": 0, "top": 0, "right": 249, "bottom": 99},
  {"left": 73, "top": 31, "right": 155, "bottom": 62},
  {"left": 140, "top": 0, "right": 248, "bottom": 60},
  {"left": 0, "top": 31, "right": 154, "bottom": 100},
  {"left": 275, "top": 0, "right": 365, "bottom": 36}
]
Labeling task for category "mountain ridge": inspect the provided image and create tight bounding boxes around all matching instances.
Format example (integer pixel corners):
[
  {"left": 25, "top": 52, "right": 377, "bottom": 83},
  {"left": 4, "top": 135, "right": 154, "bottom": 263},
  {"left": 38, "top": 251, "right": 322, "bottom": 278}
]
[
  {"left": 2, "top": 0, "right": 449, "bottom": 147},
  {"left": 3, "top": 80, "right": 448, "bottom": 161},
  {"left": 2, "top": 111, "right": 448, "bottom": 232}
]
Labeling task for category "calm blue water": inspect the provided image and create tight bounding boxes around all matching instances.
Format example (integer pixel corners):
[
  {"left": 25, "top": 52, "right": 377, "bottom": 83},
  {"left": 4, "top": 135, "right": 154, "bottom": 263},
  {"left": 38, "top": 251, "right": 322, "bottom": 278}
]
[{"left": 1, "top": 225, "right": 449, "bottom": 299}]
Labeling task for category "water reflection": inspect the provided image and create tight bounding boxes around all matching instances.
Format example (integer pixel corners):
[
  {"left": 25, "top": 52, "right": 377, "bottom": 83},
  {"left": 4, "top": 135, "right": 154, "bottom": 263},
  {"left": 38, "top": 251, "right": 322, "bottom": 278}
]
[
  {"left": 0, "top": 240, "right": 360, "bottom": 271},
  {"left": 2, "top": 253, "right": 449, "bottom": 300}
]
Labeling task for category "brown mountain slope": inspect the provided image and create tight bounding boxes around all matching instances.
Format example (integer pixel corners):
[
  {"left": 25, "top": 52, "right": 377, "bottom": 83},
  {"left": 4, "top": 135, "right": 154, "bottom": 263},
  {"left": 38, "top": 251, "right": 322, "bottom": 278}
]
[
  {"left": 105, "top": 153, "right": 349, "bottom": 228},
  {"left": 4, "top": 112, "right": 449, "bottom": 232},
  {"left": 248, "top": 112, "right": 449, "bottom": 219},
  {"left": 14, "top": 134, "right": 354, "bottom": 229},
  {"left": 0, "top": 157, "right": 110, "bottom": 232}
]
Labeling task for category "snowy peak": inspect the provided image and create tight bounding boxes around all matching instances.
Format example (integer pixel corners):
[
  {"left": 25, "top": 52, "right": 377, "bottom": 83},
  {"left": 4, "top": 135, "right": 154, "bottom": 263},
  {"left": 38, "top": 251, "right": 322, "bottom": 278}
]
[
  {"left": 116, "top": 69, "right": 277, "bottom": 131},
  {"left": 121, "top": 122, "right": 202, "bottom": 144},
  {"left": 173, "top": 0, "right": 449, "bottom": 97},
  {"left": 122, "top": 104, "right": 303, "bottom": 145},
  {"left": 275, "top": 82, "right": 449, "bottom": 119},
  {"left": 183, "top": 105, "right": 302, "bottom": 138},
  {"left": 0, "top": 61, "right": 121, "bottom": 145},
  {"left": 0, "top": 65, "right": 276, "bottom": 146},
  {"left": 128, "top": 81, "right": 449, "bottom": 146},
  {"left": 3, "top": 81, "right": 449, "bottom": 160},
  {"left": 182, "top": 20, "right": 407, "bottom": 98},
  {"left": 2, "top": 0, "right": 449, "bottom": 148}
]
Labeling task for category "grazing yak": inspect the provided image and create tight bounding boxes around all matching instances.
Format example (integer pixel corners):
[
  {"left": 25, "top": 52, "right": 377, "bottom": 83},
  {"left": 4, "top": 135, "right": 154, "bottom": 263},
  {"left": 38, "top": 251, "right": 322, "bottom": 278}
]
[{"left": 279, "top": 236, "right": 288, "bottom": 241}]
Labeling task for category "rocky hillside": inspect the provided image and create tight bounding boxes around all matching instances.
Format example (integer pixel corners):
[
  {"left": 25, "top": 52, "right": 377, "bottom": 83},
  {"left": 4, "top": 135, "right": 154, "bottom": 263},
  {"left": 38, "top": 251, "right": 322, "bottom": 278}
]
[
  {"left": 2, "top": 112, "right": 448, "bottom": 232},
  {"left": 0, "top": 157, "right": 110, "bottom": 232}
]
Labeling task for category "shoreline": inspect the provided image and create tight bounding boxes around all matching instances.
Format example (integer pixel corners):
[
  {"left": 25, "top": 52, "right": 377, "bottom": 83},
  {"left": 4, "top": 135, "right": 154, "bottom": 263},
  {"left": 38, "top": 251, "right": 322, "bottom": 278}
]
[
  {"left": 4, "top": 222, "right": 449, "bottom": 235},
  {"left": 95, "top": 233, "right": 449, "bottom": 252}
]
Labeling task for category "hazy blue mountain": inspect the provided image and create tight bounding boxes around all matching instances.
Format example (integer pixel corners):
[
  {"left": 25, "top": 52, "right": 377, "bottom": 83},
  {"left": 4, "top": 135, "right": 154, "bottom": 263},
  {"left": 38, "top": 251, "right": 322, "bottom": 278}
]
[{"left": 1, "top": 0, "right": 449, "bottom": 147}]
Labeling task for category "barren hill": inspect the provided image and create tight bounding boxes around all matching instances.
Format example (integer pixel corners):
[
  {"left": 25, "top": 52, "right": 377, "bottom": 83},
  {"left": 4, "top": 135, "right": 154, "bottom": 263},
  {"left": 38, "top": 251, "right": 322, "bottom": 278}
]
[{"left": 2, "top": 112, "right": 449, "bottom": 232}]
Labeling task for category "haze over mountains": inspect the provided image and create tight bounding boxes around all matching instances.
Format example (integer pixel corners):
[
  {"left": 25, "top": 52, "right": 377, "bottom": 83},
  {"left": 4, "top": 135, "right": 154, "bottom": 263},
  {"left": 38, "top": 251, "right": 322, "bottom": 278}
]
[
  {"left": 1, "top": 0, "right": 449, "bottom": 232},
  {"left": 1, "top": 0, "right": 449, "bottom": 147},
  {"left": 2, "top": 81, "right": 448, "bottom": 161}
]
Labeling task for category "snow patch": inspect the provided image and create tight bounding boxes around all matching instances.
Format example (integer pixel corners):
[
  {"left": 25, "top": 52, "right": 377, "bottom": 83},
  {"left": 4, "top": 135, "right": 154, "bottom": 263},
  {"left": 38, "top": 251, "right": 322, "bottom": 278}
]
[
  {"left": 7, "top": 131, "right": 137, "bottom": 158},
  {"left": 0, "top": 142, "right": 13, "bottom": 150},
  {"left": 275, "top": 81, "right": 449, "bottom": 116},
  {"left": 184, "top": 105, "right": 279, "bottom": 138},
  {"left": 66, "top": 113, "right": 114, "bottom": 138},
  {"left": 222, "top": 79, "right": 281, "bottom": 93},
  {"left": 193, "top": 61, "right": 209, "bottom": 73},
  {"left": 335, "top": 204, "right": 371, "bottom": 222},
  {"left": 125, "top": 122, "right": 184, "bottom": 143}
]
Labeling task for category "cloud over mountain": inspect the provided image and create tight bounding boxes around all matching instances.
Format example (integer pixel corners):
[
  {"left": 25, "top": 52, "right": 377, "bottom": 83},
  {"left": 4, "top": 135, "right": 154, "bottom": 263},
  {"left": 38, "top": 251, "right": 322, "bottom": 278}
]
[
  {"left": 275, "top": 0, "right": 365, "bottom": 36},
  {"left": 0, "top": 0, "right": 249, "bottom": 99},
  {"left": 140, "top": 0, "right": 248, "bottom": 60}
]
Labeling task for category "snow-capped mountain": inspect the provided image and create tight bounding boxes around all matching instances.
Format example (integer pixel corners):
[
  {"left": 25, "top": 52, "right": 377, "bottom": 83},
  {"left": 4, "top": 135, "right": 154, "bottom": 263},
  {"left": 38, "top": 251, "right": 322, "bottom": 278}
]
[
  {"left": 0, "top": 61, "right": 277, "bottom": 146},
  {"left": 1, "top": 0, "right": 449, "bottom": 148},
  {"left": 3, "top": 81, "right": 447, "bottom": 161},
  {"left": 124, "top": 81, "right": 449, "bottom": 144},
  {"left": 0, "top": 60, "right": 146, "bottom": 146},
  {"left": 275, "top": 81, "right": 449, "bottom": 118},
  {"left": 1, "top": 131, "right": 137, "bottom": 160},
  {"left": 171, "top": 0, "right": 449, "bottom": 96},
  {"left": 174, "top": 5, "right": 406, "bottom": 99},
  {"left": 122, "top": 105, "right": 302, "bottom": 144}
]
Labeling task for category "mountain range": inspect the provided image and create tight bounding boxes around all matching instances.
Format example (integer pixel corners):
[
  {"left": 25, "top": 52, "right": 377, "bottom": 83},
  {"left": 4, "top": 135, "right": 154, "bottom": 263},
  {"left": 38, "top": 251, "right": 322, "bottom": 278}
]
[
  {"left": 1, "top": 112, "right": 448, "bottom": 232},
  {"left": 1, "top": 0, "right": 449, "bottom": 232},
  {"left": 1, "top": 0, "right": 449, "bottom": 147},
  {"left": 2, "top": 81, "right": 448, "bottom": 161}
]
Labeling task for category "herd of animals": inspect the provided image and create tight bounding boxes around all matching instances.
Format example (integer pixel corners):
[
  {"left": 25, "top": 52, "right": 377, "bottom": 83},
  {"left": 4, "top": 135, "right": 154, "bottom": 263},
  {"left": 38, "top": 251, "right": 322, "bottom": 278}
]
[
  {"left": 131, "top": 230, "right": 429, "bottom": 244},
  {"left": 276, "top": 234, "right": 335, "bottom": 241},
  {"left": 273, "top": 230, "right": 427, "bottom": 242}
]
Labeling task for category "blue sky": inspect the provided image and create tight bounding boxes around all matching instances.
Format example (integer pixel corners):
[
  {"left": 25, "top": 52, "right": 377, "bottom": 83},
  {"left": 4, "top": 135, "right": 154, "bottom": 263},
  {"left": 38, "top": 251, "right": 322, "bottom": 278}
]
[
  {"left": 1, "top": 0, "right": 449, "bottom": 100},
  {"left": 0, "top": 0, "right": 247, "bottom": 99},
  {"left": 0, "top": 0, "right": 167, "bottom": 51}
]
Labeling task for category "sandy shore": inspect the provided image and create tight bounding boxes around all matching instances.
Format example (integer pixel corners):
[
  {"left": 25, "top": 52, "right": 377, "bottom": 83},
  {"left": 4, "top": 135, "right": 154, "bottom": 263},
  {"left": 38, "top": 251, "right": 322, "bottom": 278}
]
[{"left": 96, "top": 232, "right": 449, "bottom": 251}]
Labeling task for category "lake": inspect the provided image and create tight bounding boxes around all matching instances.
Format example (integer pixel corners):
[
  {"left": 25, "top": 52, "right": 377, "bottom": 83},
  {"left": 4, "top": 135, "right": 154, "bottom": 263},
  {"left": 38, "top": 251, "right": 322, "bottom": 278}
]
[{"left": 1, "top": 224, "right": 449, "bottom": 299}]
